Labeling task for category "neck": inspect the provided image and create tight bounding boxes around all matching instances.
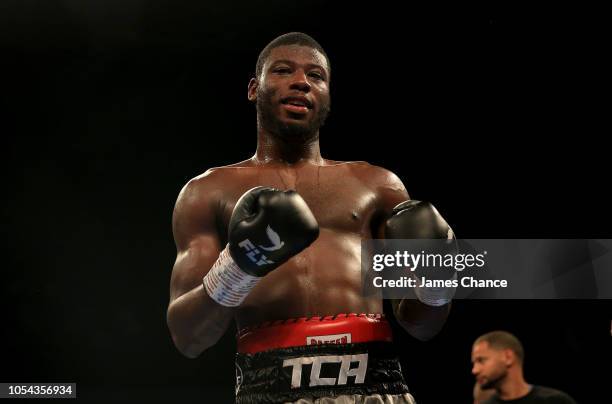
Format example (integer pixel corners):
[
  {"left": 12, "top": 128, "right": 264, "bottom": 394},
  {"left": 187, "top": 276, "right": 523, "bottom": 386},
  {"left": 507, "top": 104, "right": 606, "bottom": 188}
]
[
  {"left": 253, "top": 128, "right": 323, "bottom": 165},
  {"left": 496, "top": 369, "right": 530, "bottom": 401}
]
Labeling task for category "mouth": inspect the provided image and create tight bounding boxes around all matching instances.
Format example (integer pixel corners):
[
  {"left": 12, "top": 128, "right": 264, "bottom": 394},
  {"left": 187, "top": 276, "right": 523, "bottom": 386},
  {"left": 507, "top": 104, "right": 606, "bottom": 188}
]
[{"left": 280, "top": 96, "right": 313, "bottom": 114}]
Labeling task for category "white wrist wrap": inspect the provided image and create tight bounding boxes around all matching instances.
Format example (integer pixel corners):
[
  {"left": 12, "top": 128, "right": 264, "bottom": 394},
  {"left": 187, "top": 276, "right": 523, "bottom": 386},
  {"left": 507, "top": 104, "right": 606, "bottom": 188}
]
[
  {"left": 203, "top": 246, "right": 261, "bottom": 307},
  {"left": 413, "top": 272, "right": 457, "bottom": 307}
]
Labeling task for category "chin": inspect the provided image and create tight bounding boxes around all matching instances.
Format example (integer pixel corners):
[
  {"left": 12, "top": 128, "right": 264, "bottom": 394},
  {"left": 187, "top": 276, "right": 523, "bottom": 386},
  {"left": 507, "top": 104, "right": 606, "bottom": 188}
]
[
  {"left": 279, "top": 118, "right": 308, "bottom": 130},
  {"left": 280, "top": 113, "right": 310, "bottom": 124},
  {"left": 279, "top": 126, "right": 310, "bottom": 139}
]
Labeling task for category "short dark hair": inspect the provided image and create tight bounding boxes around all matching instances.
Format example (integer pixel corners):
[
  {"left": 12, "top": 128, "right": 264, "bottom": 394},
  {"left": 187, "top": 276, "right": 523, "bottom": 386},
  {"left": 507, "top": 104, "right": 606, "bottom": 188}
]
[
  {"left": 475, "top": 331, "right": 525, "bottom": 364},
  {"left": 255, "top": 32, "right": 330, "bottom": 80}
]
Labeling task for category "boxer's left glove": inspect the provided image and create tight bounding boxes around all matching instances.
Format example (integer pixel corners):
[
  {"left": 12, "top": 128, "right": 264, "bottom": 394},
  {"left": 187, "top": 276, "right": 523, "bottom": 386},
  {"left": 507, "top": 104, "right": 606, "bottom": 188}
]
[
  {"left": 203, "top": 186, "right": 319, "bottom": 307},
  {"left": 385, "top": 200, "right": 457, "bottom": 306}
]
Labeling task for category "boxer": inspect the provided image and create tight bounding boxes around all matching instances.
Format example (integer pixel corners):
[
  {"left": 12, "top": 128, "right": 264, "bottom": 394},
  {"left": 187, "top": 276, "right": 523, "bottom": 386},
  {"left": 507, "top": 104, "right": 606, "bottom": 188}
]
[{"left": 167, "top": 32, "right": 453, "bottom": 404}]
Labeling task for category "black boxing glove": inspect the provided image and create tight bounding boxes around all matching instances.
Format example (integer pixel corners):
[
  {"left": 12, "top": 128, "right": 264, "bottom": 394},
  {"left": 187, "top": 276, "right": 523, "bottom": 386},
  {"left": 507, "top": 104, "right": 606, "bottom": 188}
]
[
  {"left": 203, "top": 187, "right": 319, "bottom": 307},
  {"left": 385, "top": 200, "right": 457, "bottom": 306},
  {"left": 385, "top": 200, "right": 454, "bottom": 240},
  {"left": 228, "top": 186, "right": 319, "bottom": 276}
]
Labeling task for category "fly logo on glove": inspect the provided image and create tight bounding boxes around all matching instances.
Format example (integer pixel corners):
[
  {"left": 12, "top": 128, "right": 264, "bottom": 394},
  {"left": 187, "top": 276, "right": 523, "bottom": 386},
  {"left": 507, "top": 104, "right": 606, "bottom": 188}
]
[
  {"left": 238, "top": 225, "right": 285, "bottom": 265},
  {"left": 238, "top": 238, "right": 275, "bottom": 266},
  {"left": 258, "top": 225, "right": 285, "bottom": 251}
]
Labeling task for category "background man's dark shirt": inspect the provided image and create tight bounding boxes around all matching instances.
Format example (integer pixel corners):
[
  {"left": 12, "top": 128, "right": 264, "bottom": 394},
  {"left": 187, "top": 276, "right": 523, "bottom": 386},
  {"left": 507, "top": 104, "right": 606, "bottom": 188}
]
[{"left": 484, "top": 385, "right": 577, "bottom": 404}]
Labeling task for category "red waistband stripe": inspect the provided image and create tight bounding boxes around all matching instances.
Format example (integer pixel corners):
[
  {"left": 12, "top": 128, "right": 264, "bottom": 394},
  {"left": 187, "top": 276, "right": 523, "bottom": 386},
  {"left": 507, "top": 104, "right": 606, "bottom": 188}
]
[{"left": 237, "top": 313, "right": 393, "bottom": 354}]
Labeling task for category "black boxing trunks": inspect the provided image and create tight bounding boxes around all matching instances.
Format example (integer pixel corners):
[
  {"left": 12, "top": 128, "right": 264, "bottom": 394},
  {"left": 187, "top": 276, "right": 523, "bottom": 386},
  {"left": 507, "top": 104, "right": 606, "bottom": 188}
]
[{"left": 235, "top": 314, "right": 411, "bottom": 404}]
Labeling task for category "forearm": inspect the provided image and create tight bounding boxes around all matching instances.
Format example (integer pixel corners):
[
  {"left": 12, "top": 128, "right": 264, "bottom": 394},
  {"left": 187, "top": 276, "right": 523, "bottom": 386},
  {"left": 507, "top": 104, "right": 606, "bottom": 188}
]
[
  {"left": 392, "top": 298, "right": 450, "bottom": 341},
  {"left": 167, "top": 285, "right": 234, "bottom": 358}
]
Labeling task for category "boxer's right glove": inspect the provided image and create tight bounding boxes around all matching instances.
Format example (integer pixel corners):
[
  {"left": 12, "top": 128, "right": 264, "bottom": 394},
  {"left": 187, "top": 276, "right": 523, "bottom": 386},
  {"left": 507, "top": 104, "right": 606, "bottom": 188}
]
[{"left": 203, "top": 186, "right": 319, "bottom": 306}]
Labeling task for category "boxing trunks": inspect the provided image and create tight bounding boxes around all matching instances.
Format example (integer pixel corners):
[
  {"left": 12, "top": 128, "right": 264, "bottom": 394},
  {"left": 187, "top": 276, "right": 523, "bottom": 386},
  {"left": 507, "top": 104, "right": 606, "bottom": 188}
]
[{"left": 235, "top": 314, "right": 413, "bottom": 404}]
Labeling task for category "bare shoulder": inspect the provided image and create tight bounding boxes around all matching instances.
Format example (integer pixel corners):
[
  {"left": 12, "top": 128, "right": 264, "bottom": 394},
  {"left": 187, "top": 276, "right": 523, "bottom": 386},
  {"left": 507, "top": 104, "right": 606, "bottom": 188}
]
[
  {"left": 177, "top": 167, "right": 228, "bottom": 206},
  {"left": 172, "top": 162, "right": 252, "bottom": 248},
  {"left": 341, "top": 161, "right": 406, "bottom": 192},
  {"left": 179, "top": 159, "right": 255, "bottom": 201},
  {"left": 339, "top": 161, "right": 409, "bottom": 212}
]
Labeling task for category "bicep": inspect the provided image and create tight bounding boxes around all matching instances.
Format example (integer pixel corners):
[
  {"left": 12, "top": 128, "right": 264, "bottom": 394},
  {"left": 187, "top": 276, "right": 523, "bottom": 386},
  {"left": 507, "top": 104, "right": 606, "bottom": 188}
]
[
  {"left": 374, "top": 169, "right": 410, "bottom": 238},
  {"left": 170, "top": 234, "right": 222, "bottom": 302},
  {"left": 169, "top": 178, "right": 223, "bottom": 302}
]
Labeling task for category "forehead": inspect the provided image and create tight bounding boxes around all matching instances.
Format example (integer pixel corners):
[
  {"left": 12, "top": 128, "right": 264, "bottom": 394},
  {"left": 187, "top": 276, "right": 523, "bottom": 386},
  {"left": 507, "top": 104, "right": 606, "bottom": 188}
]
[
  {"left": 472, "top": 341, "right": 493, "bottom": 357},
  {"left": 266, "top": 45, "right": 329, "bottom": 72}
]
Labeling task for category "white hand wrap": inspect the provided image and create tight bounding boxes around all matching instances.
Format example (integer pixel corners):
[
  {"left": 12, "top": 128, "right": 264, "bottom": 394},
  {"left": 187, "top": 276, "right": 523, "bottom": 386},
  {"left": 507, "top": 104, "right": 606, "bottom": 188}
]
[
  {"left": 203, "top": 246, "right": 261, "bottom": 307},
  {"left": 412, "top": 272, "right": 457, "bottom": 307}
]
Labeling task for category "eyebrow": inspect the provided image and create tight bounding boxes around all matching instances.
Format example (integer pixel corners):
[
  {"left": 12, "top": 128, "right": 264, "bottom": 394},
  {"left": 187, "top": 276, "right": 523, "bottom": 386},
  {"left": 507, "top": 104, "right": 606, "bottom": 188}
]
[{"left": 270, "top": 60, "right": 327, "bottom": 73}]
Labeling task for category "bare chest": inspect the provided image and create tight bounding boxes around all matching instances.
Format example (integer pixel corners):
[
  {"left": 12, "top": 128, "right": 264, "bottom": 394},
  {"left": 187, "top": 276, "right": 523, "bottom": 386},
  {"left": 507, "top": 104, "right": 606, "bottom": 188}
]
[{"left": 218, "top": 165, "right": 380, "bottom": 239}]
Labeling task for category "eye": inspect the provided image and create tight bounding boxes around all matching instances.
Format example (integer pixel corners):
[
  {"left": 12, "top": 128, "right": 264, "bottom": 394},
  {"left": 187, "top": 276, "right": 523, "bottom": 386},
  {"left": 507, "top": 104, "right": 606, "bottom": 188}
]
[
  {"left": 309, "top": 72, "right": 324, "bottom": 81},
  {"left": 273, "top": 67, "right": 291, "bottom": 74}
]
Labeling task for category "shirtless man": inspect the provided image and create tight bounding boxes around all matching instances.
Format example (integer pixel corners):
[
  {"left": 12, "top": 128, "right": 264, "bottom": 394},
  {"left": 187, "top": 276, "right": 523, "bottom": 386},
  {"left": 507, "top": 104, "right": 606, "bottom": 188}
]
[{"left": 167, "top": 32, "right": 453, "bottom": 404}]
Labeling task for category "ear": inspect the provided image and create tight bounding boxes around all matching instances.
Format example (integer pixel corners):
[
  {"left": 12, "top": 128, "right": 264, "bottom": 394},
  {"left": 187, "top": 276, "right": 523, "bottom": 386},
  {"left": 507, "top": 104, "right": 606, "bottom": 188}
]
[
  {"left": 503, "top": 349, "right": 515, "bottom": 366},
  {"left": 247, "top": 78, "right": 258, "bottom": 102}
]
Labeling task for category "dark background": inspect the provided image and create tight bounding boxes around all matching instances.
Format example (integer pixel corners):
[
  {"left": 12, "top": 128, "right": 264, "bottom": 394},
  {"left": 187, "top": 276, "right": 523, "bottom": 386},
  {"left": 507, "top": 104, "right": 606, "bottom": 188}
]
[{"left": 2, "top": 1, "right": 610, "bottom": 403}]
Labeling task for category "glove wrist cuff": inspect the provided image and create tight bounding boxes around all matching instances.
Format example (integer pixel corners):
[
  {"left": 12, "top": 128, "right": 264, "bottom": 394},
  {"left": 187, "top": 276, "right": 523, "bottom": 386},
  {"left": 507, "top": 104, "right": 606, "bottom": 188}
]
[
  {"left": 412, "top": 272, "right": 457, "bottom": 307},
  {"left": 203, "top": 245, "right": 262, "bottom": 307}
]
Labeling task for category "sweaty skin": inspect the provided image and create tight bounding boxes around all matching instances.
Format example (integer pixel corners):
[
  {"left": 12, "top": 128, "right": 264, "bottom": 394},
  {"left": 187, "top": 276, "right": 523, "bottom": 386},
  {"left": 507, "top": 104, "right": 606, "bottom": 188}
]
[
  {"left": 189, "top": 159, "right": 406, "bottom": 328},
  {"left": 167, "top": 44, "right": 449, "bottom": 358}
]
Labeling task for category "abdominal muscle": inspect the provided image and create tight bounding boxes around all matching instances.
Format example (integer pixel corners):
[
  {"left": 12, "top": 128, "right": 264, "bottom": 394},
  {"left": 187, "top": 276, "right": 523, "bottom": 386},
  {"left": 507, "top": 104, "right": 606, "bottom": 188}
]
[{"left": 235, "top": 228, "right": 383, "bottom": 329}]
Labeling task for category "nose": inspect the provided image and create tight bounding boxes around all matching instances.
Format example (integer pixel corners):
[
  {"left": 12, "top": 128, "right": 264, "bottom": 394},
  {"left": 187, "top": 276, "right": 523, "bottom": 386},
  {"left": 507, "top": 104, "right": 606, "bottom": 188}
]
[
  {"left": 289, "top": 69, "right": 311, "bottom": 92},
  {"left": 472, "top": 363, "right": 479, "bottom": 375}
]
